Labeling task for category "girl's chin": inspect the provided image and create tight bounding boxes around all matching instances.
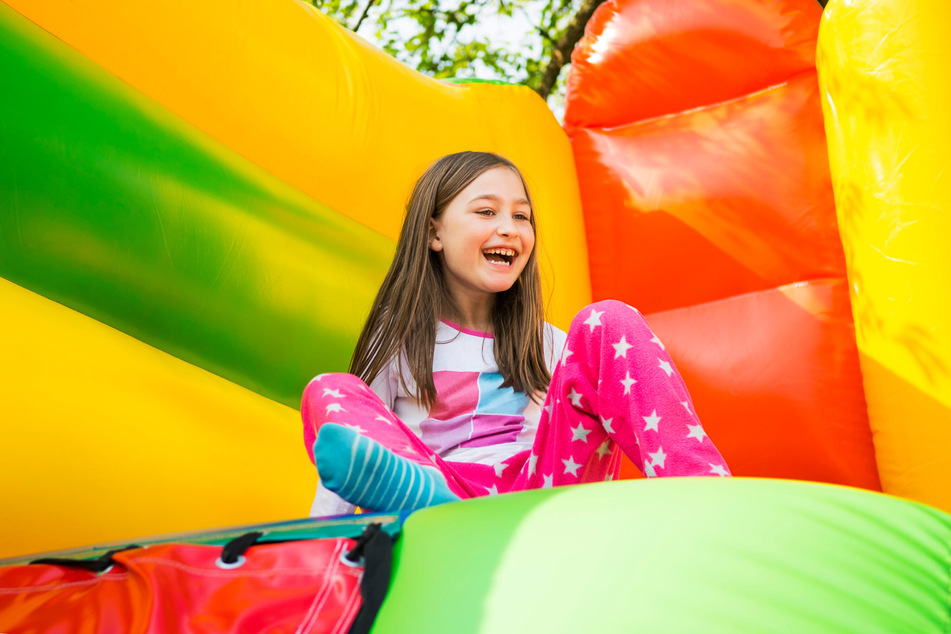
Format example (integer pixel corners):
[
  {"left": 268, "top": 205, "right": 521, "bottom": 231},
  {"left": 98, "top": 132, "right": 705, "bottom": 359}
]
[{"left": 487, "top": 279, "right": 520, "bottom": 294}]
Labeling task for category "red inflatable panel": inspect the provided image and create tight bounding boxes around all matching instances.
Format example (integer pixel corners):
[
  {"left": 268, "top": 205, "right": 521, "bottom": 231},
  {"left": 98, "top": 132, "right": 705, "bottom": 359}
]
[
  {"left": 573, "top": 72, "right": 842, "bottom": 313},
  {"left": 647, "top": 281, "right": 878, "bottom": 488},
  {"left": 566, "top": 0, "right": 879, "bottom": 489},
  {"left": 0, "top": 538, "right": 364, "bottom": 633},
  {"left": 564, "top": 0, "right": 821, "bottom": 131}
]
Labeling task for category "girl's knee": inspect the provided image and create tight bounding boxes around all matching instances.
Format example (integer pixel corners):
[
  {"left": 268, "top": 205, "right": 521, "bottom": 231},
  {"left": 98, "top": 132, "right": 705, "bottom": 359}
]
[
  {"left": 303, "top": 372, "right": 365, "bottom": 402},
  {"left": 302, "top": 372, "right": 368, "bottom": 427},
  {"left": 302, "top": 373, "right": 366, "bottom": 463},
  {"left": 570, "top": 299, "right": 650, "bottom": 336}
]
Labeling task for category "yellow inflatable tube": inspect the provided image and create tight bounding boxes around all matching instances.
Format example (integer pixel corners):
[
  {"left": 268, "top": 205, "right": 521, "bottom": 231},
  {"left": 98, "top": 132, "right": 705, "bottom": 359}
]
[
  {"left": 2, "top": 0, "right": 589, "bottom": 327},
  {"left": 0, "top": 278, "right": 312, "bottom": 557},
  {"left": 818, "top": 0, "right": 951, "bottom": 511},
  {"left": 0, "top": 0, "right": 588, "bottom": 558}
]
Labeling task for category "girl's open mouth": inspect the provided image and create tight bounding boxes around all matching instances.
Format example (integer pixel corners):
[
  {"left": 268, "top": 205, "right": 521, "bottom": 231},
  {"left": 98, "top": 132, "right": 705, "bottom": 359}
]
[{"left": 483, "top": 248, "right": 516, "bottom": 266}]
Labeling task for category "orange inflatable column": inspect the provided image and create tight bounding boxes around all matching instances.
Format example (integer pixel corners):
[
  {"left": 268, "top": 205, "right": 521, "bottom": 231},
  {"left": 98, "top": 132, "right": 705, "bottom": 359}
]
[{"left": 564, "top": 0, "right": 878, "bottom": 488}]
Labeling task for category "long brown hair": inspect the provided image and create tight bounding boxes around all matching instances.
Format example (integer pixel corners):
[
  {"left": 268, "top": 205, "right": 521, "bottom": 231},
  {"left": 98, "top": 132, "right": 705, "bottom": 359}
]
[{"left": 350, "top": 151, "right": 551, "bottom": 408}]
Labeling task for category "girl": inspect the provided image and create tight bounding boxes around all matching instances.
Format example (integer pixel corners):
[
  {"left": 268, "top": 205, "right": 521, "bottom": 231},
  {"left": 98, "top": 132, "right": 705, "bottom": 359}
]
[{"left": 302, "top": 151, "right": 730, "bottom": 516}]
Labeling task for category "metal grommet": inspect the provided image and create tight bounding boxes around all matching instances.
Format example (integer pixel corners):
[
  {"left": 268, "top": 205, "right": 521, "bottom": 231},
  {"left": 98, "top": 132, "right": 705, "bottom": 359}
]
[
  {"left": 339, "top": 550, "right": 364, "bottom": 568},
  {"left": 215, "top": 555, "right": 247, "bottom": 570}
]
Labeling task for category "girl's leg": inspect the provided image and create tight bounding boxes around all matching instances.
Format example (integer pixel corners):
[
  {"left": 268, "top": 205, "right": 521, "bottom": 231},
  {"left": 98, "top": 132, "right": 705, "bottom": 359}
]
[
  {"left": 522, "top": 300, "right": 731, "bottom": 488},
  {"left": 302, "top": 373, "right": 433, "bottom": 466},
  {"left": 301, "top": 373, "right": 461, "bottom": 512}
]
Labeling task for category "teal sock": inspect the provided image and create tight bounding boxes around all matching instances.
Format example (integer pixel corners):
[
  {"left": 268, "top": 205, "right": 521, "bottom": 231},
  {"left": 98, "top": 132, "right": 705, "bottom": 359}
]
[{"left": 313, "top": 423, "right": 460, "bottom": 512}]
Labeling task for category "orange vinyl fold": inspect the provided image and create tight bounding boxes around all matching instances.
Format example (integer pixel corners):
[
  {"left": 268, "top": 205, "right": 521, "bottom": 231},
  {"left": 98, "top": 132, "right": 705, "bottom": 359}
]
[
  {"left": 565, "top": 0, "right": 820, "bottom": 130},
  {"left": 567, "top": 0, "right": 879, "bottom": 489}
]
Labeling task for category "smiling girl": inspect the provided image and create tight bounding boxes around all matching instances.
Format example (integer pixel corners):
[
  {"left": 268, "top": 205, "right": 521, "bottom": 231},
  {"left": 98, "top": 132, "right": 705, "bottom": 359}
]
[{"left": 302, "top": 151, "right": 730, "bottom": 516}]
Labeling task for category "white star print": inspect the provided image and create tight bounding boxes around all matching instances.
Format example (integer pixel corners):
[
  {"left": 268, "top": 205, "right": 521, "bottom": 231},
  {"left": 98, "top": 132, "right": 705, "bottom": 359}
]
[
  {"left": 562, "top": 456, "right": 582, "bottom": 477},
  {"left": 648, "top": 446, "right": 667, "bottom": 469},
  {"left": 620, "top": 371, "right": 637, "bottom": 395},
  {"left": 680, "top": 401, "right": 692, "bottom": 414},
  {"left": 528, "top": 454, "right": 538, "bottom": 476},
  {"left": 595, "top": 440, "right": 612, "bottom": 459},
  {"left": 325, "top": 403, "right": 344, "bottom": 414},
  {"left": 650, "top": 334, "right": 666, "bottom": 351},
  {"left": 567, "top": 388, "right": 583, "bottom": 408},
  {"left": 494, "top": 462, "right": 507, "bottom": 478},
  {"left": 323, "top": 388, "right": 343, "bottom": 398},
  {"left": 486, "top": 485, "right": 499, "bottom": 496},
  {"left": 543, "top": 403, "right": 553, "bottom": 418},
  {"left": 709, "top": 463, "right": 729, "bottom": 477},
  {"left": 600, "top": 416, "right": 615, "bottom": 433},
  {"left": 643, "top": 410, "right": 661, "bottom": 432},
  {"left": 604, "top": 473, "right": 614, "bottom": 482},
  {"left": 613, "top": 335, "right": 633, "bottom": 359},
  {"left": 658, "top": 359, "right": 674, "bottom": 377},
  {"left": 561, "top": 348, "right": 574, "bottom": 366},
  {"left": 644, "top": 462, "right": 657, "bottom": 477},
  {"left": 376, "top": 415, "right": 393, "bottom": 425},
  {"left": 687, "top": 424, "right": 707, "bottom": 443},
  {"left": 342, "top": 424, "right": 366, "bottom": 434},
  {"left": 570, "top": 423, "right": 592, "bottom": 443},
  {"left": 583, "top": 308, "right": 604, "bottom": 332},
  {"left": 542, "top": 474, "right": 553, "bottom": 488}
]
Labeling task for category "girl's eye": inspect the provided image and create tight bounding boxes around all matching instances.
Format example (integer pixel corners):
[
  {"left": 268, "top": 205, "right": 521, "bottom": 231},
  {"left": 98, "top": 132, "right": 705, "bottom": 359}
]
[
  {"left": 477, "top": 209, "right": 494, "bottom": 216},
  {"left": 514, "top": 212, "right": 531, "bottom": 221}
]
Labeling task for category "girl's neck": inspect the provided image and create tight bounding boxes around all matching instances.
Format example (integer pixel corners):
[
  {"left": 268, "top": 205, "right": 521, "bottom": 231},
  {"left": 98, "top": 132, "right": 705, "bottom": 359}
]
[{"left": 444, "top": 292, "right": 495, "bottom": 334}]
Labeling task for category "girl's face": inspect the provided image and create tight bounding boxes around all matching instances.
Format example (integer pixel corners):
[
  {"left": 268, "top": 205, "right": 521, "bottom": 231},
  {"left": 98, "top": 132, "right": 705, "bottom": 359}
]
[{"left": 430, "top": 166, "right": 535, "bottom": 306}]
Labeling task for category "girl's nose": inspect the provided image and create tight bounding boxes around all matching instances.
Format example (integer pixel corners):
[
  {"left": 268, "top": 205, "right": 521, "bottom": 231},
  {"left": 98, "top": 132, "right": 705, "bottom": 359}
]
[{"left": 497, "top": 214, "right": 518, "bottom": 236}]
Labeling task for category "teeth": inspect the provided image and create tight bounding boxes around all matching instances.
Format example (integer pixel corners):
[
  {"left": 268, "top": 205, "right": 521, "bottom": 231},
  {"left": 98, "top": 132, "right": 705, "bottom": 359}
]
[{"left": 483, "top": 248, "right": 516, "bottom": 256}]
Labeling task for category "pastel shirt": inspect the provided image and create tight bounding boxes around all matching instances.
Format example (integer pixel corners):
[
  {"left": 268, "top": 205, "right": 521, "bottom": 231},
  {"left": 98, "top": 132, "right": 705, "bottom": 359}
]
[{"left": 370, "top": 320, "right": 568, "bottom": 464}]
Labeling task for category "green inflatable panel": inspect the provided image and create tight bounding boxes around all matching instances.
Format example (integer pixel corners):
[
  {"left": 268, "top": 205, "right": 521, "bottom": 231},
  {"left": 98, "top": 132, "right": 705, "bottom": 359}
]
[
  {"left": 376, "top": 478, "right": 951, "bottom": 632},
  {"left": 0, "top": 4, "right": 392, "bottom": 407}
]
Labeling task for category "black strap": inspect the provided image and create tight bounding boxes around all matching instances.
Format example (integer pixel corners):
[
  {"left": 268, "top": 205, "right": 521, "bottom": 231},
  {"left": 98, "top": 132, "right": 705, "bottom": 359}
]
[
  {"left": 219, "top": 531, "right": 264, "bottom": 564},
  {"left": 347, "top": 523, "right": 393, "bottom": 634},
  {"left": 31, "top": 545, "right": 140, "bottom": 573},
  {"left": 27, "top": 524, "right": 392, "bottom": 633}
]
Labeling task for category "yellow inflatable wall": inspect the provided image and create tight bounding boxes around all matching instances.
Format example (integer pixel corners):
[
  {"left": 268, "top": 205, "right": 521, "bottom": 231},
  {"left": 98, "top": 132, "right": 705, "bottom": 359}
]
[
  {"left": 1, "top": 0, "right": 588, "bottom": 321},
  {"left": 0, "top": 0, "right": 590, "bottom": 558},
  {"left": 4, "top": 0, "right": 951, "bottom": 562},
  {"left": 818, "top": 0, "right": 951, "bottom": 511}
]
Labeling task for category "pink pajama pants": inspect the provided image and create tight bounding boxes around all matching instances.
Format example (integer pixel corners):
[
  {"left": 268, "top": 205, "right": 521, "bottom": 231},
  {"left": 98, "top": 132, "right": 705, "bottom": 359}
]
[{"left": 301, "top": 300, "right": 730, "bottom": 500}]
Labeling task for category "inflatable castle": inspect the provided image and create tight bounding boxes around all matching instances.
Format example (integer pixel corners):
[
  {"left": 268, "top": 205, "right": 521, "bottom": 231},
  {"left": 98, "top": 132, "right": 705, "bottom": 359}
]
[{"left": 2, "top": 0, "right": 950, "bottom": 629}]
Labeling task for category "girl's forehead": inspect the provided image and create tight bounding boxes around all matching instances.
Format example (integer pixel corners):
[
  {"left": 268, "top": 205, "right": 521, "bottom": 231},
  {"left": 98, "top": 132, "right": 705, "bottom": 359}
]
[{"left": 458, "top": 167, "right": 529, "bottom": 203}]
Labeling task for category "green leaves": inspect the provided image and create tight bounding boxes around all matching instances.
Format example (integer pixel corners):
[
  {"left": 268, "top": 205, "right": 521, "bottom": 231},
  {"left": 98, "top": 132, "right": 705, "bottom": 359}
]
[{"left": 309, "top": 0, "right": 596, "bottom": 109}]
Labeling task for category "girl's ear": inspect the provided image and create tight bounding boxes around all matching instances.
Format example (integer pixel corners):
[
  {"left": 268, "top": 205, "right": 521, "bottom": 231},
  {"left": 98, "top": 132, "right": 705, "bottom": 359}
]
[{"left": 429, "top": 219, "right": 443, "bottom": 252}]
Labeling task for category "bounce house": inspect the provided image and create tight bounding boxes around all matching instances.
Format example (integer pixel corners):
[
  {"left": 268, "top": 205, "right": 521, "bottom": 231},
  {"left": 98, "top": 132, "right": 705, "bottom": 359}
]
[{"left": 2, "top": 0, "right": 951, "bottom": 630}]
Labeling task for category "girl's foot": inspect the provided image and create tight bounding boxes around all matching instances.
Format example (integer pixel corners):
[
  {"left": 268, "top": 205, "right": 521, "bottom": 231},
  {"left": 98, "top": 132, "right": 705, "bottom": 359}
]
[{"left": 313, "top": 423, "right": 460, "bottom": 512}]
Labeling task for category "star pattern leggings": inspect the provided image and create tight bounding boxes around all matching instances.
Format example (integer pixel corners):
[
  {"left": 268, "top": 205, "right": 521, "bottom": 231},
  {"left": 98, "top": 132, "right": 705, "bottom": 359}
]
[{"left": 301, "top": 300, "right": 731, "bottom": 502}]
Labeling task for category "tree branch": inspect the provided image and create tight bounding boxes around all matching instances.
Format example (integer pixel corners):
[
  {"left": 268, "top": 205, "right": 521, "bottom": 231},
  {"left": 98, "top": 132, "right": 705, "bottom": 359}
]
[
  {"left": 352, "top": 0, "right": 377, "bottom": 32},
  {"left": 535, "top": 24, "right": 555, "bottom": 44},
  {"left": 536, "top": 0, "right": 606, "bottom": 100}
]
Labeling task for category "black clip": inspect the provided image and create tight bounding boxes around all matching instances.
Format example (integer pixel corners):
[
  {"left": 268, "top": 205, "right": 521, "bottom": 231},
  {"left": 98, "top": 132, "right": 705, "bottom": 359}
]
[
  {"left": 343, "top": 523, "right": 383, "bottom": 567},
  {"left": 32, "top": 545, "right": 140, "bottom": 573},
  {"left": 216, "top": 530, "right": 264, "bottom": 569}
]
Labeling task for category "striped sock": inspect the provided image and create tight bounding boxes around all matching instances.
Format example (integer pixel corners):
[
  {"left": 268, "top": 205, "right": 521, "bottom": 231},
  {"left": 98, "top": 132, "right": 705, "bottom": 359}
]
[{"left": 313, "top": 423, "right": 460, "bottom": 512}]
